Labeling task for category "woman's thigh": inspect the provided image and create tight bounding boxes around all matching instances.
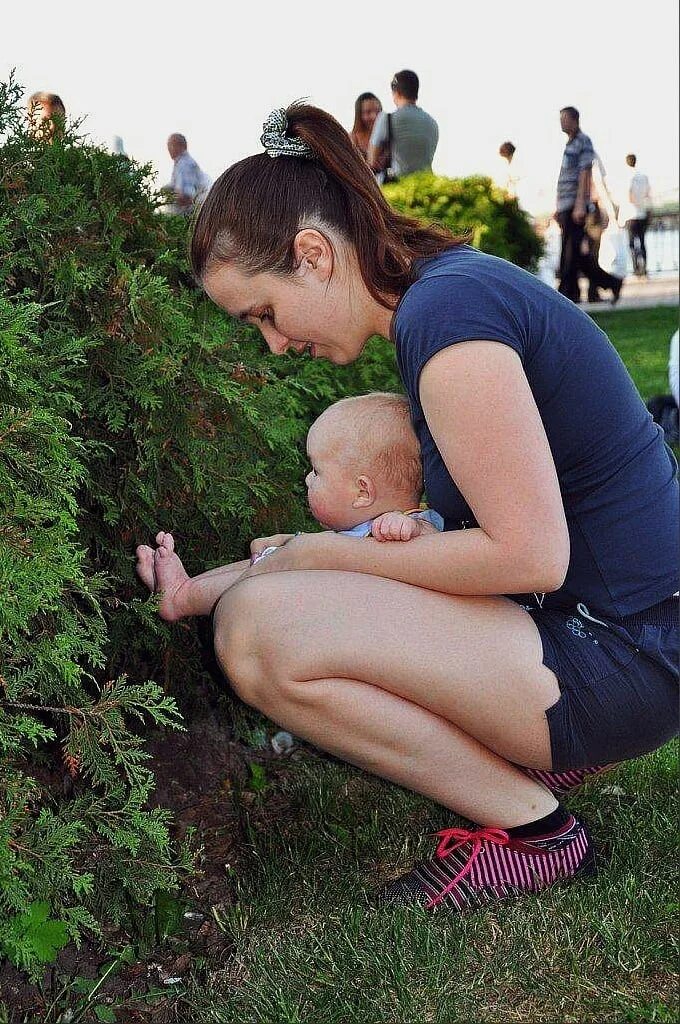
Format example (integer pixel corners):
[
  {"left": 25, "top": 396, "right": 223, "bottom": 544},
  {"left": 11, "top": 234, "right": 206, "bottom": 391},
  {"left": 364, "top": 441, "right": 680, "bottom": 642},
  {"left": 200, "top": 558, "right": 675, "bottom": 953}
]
[{"left": 215, "top": 570, "right": 561, "bottom": 766}]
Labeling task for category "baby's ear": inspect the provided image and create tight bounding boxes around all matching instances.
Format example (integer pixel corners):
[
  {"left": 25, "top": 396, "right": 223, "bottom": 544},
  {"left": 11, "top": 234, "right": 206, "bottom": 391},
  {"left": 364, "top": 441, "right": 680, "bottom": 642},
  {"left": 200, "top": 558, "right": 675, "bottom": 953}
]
[{"left": 352, "top": 474, "right": 376, "bottom": 509}]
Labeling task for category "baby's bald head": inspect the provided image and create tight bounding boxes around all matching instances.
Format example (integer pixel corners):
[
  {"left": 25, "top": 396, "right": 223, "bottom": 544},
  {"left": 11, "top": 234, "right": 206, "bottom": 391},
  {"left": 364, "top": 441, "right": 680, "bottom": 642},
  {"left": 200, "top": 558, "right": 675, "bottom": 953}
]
[{"left": 309, "top": 393, "right": 423, "bottom": 506}]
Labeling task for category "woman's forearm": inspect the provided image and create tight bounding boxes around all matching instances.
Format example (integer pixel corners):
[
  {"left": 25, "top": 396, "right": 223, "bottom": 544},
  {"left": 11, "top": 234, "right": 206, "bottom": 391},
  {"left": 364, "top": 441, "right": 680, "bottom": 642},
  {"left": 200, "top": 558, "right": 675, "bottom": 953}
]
[{"left": 255, "top": 528, "right": 568, "bottom": 597}]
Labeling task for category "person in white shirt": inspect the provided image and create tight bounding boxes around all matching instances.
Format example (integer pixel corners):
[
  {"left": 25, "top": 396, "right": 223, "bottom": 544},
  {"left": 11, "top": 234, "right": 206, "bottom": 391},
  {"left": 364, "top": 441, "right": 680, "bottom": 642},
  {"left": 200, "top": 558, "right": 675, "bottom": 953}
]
[
  {"left": 618, "top": 154, "right": 652, "bottom": 276},
  {"left": 498, "top": 141, "right": 522, "bottom": 200},
  {"left": 166, "top": 133, "right": 211, "bottom": 216},
  {"left": 669, "top": 330, "right": 679, "bottom": 409}
]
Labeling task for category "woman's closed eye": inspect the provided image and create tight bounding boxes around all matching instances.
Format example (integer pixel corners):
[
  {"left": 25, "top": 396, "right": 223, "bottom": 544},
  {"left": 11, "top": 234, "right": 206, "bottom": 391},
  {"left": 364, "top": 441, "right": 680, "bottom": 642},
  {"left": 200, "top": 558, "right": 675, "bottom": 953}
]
[{"left": 242, "top": 308, "right": 275, "bottom": 326}]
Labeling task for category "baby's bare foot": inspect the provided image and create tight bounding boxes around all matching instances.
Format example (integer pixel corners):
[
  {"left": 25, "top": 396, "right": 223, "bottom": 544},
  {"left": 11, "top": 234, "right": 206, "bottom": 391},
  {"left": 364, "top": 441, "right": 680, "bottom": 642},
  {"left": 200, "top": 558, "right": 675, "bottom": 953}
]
[
  {"left": 135, "top": 544, "right": 156, "bottom": 591},
  {"left": 153, "top": 532, "right": 193, "bottom": 621},
  {"left": 135, "top": 532, "right": 192, "bottom": 622}
]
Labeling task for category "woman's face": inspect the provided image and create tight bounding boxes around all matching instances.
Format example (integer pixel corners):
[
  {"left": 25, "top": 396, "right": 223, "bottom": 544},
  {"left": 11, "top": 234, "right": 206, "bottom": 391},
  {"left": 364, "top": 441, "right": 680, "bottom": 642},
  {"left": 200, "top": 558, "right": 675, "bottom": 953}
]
[
  {"left": 360, "top": 99, "right": 381, "bottom": 132},
  {"left": 203, "top": 232, "right": 382, "bottom": 365}
]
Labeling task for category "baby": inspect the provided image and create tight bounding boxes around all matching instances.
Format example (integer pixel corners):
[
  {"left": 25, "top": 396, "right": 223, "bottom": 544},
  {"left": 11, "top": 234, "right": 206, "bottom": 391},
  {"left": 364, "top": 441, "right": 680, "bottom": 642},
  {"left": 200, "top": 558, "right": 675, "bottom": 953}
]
[{"left": 135, "top": 392, "right": 443, "bottom": 621}]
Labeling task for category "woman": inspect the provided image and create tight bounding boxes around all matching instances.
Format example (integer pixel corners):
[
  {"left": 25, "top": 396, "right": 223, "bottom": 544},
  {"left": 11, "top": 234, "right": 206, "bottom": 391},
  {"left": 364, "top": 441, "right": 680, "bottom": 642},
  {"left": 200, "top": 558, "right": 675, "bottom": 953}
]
[
  {"left": 175, "top": 104, "right": 678, "bottom": 912},
  {"left": 349, "top": 91, "right": 382, "bottom": 166}
]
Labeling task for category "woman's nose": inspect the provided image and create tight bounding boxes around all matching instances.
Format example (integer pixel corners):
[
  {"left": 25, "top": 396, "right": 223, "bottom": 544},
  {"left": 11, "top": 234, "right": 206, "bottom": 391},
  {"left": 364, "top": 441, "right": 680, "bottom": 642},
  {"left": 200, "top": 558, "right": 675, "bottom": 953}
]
[{"left": 260, "top": 324, "right": 292, "bottom": 355}]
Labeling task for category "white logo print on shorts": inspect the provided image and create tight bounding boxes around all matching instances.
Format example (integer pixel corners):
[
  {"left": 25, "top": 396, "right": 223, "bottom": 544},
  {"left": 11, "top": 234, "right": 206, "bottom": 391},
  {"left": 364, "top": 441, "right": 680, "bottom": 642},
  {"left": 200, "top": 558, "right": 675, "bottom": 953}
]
[{"left": 566, "top": 616, "right": 599, "bottom": 644}]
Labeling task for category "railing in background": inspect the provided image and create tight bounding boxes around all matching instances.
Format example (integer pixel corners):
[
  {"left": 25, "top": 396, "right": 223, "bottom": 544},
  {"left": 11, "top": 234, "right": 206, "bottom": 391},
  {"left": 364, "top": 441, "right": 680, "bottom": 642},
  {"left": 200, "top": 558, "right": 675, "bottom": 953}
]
[{"left": 642, "top": 216, "right": 678, "bottom": 276}]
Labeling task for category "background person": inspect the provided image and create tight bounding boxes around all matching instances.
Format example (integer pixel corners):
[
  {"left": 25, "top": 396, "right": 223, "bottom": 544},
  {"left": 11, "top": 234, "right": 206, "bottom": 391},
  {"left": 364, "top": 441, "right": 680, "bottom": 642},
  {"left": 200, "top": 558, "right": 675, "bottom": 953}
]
[
  {"left": 555, "top": 106, "right": 623, "bottom": 304},
  {"left": 498, "top": 140, "right": 520, "bottom": 199},
  {"left": 185, "top": 102, "right": 678, "bottom": 915},
  {"left": 367, "top": 69, "right": 438, "bottom": 181},
  {"left": 165, "top": 133, "right": 211, "bottom": 215},
  {"left": 349, "top": 92, "right": 383, "bottom": 167},
  {"left": 618, "top": 154, "right": 653, "bottom": 276},
  {"left": 27, "top": 90, "right": 66, "bottom": 140},
  {"left": 670, "top": 330, "right": 679, "bottom": 409}
]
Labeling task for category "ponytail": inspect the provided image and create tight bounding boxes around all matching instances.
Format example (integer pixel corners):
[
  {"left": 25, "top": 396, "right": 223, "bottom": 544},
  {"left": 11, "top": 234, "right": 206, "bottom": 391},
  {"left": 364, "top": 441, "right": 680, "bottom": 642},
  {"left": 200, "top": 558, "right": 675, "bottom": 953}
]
[{"left": 191, "top": 102, "right": 462, "bottom": 308}]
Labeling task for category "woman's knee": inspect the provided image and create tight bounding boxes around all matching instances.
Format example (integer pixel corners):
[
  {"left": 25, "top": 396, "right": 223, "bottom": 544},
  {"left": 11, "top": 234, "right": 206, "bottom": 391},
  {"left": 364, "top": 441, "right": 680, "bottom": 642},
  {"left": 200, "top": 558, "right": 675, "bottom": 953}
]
[{"left": 211, "top": 578, "right": 282, "bottom": 706}]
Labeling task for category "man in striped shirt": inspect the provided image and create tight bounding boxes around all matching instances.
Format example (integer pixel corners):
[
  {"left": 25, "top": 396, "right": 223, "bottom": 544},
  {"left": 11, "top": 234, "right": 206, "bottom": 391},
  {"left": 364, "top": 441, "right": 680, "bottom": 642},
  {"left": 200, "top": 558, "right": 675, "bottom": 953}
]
[{"left": 554, "top": 107, "right": 622, "bottom": 304}]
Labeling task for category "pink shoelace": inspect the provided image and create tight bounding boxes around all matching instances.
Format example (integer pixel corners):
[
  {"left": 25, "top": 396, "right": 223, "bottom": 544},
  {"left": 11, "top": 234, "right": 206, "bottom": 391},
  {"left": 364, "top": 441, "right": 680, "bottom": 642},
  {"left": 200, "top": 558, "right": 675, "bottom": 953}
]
[{"left": 426, "top": 826, "right": 511, "bottom": 909}]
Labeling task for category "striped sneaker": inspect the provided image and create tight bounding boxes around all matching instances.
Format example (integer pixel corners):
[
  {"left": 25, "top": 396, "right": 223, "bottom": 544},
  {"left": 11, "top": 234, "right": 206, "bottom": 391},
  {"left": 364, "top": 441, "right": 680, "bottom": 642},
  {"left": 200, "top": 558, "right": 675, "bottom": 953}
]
[
  {"left": 378, "top": 815, "right": 595, "bottom": 912},
  {"left": 522, "top": 764, "right": 618, "bottom": 796}
]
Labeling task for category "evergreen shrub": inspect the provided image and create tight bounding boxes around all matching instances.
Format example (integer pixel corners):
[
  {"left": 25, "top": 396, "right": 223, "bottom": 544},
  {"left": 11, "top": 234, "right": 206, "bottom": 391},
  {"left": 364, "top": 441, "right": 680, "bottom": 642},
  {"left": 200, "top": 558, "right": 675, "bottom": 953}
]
[
  {"left": 0, "top": 77, "right": 398, "bottom": 973},
  {"left": 383, "top": 171, "right": 543, "bottom": 269}
]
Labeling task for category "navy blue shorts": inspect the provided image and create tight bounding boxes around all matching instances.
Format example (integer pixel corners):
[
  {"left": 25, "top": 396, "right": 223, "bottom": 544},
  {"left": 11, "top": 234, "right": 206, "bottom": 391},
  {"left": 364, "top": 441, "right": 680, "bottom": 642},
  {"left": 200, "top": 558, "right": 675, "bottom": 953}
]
[{"left": 529, "top": 597, "right": 679, "bottom": 770}]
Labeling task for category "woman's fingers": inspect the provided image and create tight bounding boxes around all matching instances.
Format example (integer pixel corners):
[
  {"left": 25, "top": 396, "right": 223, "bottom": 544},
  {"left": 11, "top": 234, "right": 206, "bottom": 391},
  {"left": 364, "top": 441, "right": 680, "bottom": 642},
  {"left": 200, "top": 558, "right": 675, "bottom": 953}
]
[{"left": 250, "top": 533, "right": 296, "bottom": 556}]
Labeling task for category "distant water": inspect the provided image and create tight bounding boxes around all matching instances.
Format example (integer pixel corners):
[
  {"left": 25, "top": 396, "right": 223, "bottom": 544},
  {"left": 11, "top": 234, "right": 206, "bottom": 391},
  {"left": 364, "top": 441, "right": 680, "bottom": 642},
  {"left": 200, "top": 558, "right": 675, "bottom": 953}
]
[
  {"left": 645, "top": 227, "right": 679, "bottom": 275},
  {"left": 537, "top": 224, "right": 679, "bottom": 285}
]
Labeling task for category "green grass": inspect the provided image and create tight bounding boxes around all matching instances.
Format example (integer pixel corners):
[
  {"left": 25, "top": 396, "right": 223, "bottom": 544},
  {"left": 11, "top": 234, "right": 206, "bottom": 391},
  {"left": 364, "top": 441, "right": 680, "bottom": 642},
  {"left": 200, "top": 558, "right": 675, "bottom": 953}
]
[
  {"left": 163, "top": 307, "right": 680, "bottom": 1022},
  {"left": 182, "top": 747, "right": 677, "bottom": 1023},
  {"left": 591, "top": 306, "right": 678, "bottom": 399}
]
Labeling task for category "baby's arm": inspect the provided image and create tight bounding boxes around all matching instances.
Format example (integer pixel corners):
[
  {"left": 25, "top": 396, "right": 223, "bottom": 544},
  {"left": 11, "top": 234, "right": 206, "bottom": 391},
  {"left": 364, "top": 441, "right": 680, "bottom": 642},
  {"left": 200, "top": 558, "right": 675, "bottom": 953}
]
[{"left": 370, "top": 510, "right": 442, "bottom": 542}]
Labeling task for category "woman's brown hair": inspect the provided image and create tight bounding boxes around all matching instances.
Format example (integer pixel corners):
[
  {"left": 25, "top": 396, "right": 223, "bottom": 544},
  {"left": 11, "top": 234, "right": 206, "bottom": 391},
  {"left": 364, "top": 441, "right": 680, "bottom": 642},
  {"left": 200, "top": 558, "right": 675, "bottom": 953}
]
[{"left": 190, "top": 102, "right": 463, "bottom": 309}]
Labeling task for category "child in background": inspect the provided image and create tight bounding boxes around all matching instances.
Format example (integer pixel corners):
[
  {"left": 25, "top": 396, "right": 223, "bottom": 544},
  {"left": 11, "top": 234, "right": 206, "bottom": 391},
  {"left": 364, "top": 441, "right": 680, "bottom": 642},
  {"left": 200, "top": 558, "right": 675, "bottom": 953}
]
[{"left": 135, "top": 392, "right": 443, "bottom": 621}]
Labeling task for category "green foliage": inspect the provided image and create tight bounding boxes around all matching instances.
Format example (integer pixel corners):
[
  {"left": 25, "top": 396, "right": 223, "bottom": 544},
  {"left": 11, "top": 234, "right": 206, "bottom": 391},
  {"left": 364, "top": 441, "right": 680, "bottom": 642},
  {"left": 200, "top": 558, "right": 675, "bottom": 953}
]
[
  {"left": 0, "top": 901, "right": 69, "bottom": 975},
  {"left": 247, "top": 762, "right": 269, "bottom": 794},
  {"left": 0, "top": 293, "right": 190, "bottom": 978},
  {"left": 383, "top": 170, "right": 543, "bottom": 269}
]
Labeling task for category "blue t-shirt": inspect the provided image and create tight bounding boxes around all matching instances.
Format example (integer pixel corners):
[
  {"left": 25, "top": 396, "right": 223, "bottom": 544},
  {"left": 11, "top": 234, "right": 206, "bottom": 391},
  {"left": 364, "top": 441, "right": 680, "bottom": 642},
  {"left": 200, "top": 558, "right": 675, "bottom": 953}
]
[{"left": 394, "top": 246, "right": 679, "bottom": 618}]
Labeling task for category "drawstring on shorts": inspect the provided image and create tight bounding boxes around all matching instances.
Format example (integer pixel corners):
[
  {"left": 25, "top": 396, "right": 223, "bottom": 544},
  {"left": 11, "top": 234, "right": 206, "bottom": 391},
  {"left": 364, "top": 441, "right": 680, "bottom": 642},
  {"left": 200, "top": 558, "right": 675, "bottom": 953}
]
[{"left": 575, "top": 603, "right": 609, "bottom": 628}]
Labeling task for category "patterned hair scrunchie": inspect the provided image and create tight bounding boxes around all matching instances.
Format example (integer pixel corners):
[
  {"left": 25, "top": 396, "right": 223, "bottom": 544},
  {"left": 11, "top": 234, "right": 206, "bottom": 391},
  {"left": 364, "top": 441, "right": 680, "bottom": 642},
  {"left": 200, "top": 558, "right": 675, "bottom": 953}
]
[{"left": 260, "top": 108, "right": 315, "bottom": 160}]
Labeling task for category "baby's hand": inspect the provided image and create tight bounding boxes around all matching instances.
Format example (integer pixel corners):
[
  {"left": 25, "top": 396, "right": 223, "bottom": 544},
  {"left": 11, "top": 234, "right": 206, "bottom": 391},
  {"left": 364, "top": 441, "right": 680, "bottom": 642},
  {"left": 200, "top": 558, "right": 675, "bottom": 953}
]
[{"left": 371, "top": 512, "right": 428, "bottom": 542}]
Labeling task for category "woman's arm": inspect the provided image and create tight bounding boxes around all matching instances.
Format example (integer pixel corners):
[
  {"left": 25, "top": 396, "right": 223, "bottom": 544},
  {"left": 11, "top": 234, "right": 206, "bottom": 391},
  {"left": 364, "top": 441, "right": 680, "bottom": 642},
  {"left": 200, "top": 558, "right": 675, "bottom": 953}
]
[{"left": 246, "top": 342, "right": 570, "bottom": 597}]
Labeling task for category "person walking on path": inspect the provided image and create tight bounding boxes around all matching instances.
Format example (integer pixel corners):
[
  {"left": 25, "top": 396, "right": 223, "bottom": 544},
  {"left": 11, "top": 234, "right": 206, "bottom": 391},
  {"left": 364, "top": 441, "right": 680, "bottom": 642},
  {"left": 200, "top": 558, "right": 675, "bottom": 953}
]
[
  {"left": 150, "top": 103, "right": 677, "bottom": 914},
  {"left": 619, "top": 154, "right": 653, "bottom": 276},
  {"left": 555, "top": 106, "right": 623, "bottom": 304},
  {"left": 165, "top": 133, "right": 211, "bottom": 215},
  {"left": 367, "top": 70, "right": 438, "bottom": 182}
]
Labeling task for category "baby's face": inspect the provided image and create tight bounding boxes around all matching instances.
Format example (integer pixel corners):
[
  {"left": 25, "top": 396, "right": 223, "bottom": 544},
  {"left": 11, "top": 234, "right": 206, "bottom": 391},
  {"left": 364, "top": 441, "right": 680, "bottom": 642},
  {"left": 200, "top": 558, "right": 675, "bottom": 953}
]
[{"left": 305, "top": 420, "right": 367, "bottom": 531}]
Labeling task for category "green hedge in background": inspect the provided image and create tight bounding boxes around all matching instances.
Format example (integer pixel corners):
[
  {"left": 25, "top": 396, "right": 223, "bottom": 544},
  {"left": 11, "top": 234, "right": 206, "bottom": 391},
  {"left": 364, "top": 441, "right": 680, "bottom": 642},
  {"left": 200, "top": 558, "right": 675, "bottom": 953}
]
[{"left": 383, "top": 171, "right": 543, "bottom": 270}]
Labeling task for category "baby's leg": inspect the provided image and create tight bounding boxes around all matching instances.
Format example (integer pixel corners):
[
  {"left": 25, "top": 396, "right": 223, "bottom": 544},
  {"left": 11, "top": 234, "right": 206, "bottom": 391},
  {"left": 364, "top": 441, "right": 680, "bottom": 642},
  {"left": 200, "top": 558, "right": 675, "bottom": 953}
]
[{"left": 135, "top": 532, "right": 250, "bottom": 622}]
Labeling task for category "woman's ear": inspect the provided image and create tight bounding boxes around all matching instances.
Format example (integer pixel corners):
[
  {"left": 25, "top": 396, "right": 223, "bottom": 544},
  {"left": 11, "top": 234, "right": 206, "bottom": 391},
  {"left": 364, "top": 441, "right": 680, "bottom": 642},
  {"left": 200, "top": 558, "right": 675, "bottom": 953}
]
[
  {"left": 293, "top": 228, "right": 334, "bottom": 281},
  {"left": 352, "top": 474, "right": 377, "bottom": 510}
]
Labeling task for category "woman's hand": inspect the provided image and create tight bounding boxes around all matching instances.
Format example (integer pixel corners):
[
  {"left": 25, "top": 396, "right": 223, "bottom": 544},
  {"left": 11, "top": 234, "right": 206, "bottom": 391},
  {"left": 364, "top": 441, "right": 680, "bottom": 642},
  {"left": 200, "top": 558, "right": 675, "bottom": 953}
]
[
  {"left": 243, "top": 532, "right": 330, "bottom": 578},
  {"left": 249, "top": 533, "right": 297, "bottom": 559}
]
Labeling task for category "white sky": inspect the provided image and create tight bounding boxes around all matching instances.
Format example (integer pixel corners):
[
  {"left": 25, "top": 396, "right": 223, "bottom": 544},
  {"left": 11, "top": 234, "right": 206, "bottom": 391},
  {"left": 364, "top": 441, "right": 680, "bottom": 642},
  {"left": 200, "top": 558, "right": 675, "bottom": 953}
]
[{"left": 4, "top": 0, "right": 679, "bottom": 215}]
